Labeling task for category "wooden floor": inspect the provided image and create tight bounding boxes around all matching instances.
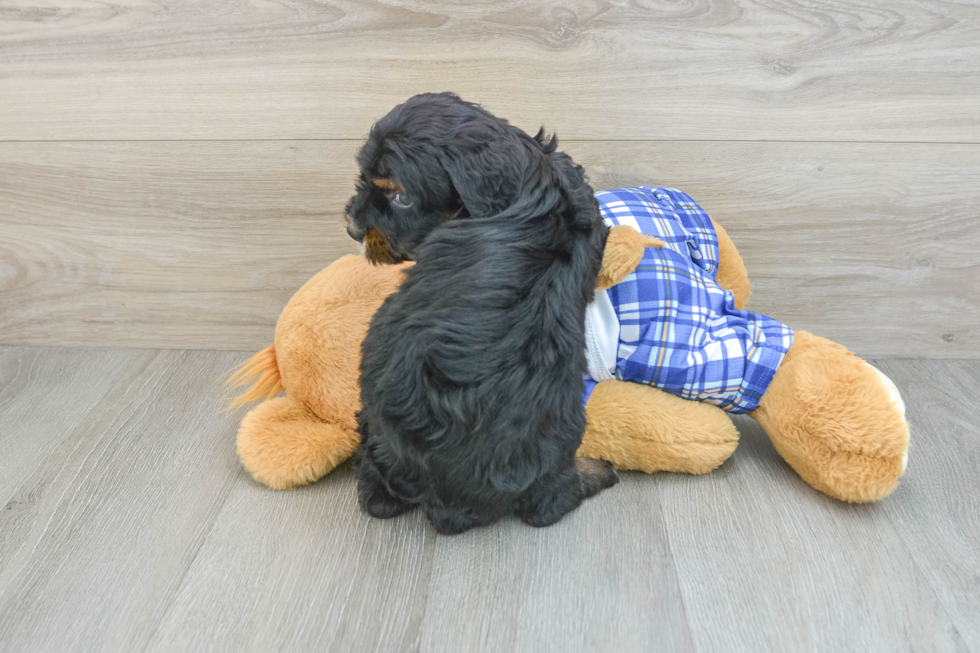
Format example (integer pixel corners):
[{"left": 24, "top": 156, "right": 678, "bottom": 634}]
[{"left": 0, "top": 346, "right": 976, "bottom": 652}]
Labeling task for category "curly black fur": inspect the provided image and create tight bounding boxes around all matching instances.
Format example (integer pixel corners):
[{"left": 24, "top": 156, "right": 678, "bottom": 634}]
[{"left": 348, "top": 93, "right": 618, "bottom": 535}]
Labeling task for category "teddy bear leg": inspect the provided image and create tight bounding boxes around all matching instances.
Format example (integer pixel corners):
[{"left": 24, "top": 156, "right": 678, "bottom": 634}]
[
  {"left": 237, "top": 395, "right": 359, "bottom": 490},
  {"left": 579, "top": 379, "right": 740, "bottom": 474},
  {"left": 750, "top": 331, "right": 910, "bottom": 502}
]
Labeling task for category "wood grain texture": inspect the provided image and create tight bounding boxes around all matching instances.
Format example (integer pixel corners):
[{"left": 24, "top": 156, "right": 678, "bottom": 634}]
[
  {"left": 416, "top": 478, "right": 694, "bottom": 652},
  {"left": 874, "top": 359, "right": 980, "bottom": 652},
  {"left": 1, "top": 0, "right": 978, "bottom": 142},
  {"left": 0, "top": 141, "right": 360, "bottom": 350},
  {"left": 1, "top": 348, "right": 977, "bottom": 652},
  {"left": 0, "top": 347, "right": 149, "bottom": 524},
  {"left": 145, "top": 469, "right": 435, "bottom": 653},
  {"left": 661, "top": 413, "right": 971, "bottom": 652},
  {"left": 2, "top": 140, "right": 977, "bottom": 356},
  {"left": 0, "top": 348, "right": 243, "bottom": 653}
]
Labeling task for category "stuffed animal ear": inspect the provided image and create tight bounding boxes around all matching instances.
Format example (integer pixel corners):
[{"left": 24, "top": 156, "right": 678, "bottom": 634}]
[{"left": 597, "top": 226, "right": 664, "bottom": 290}]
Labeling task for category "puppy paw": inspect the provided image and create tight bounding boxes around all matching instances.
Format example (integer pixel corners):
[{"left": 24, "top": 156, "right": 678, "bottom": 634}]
[
  {"left": 357, "top": 461, "right": 415, "bottom": 519},
  {"left": 576, "top": 457, "right": 619, "bottom": 499},
  {"left": 519, "top": 504, "right": 575, "bottom": 529},
  {"left": 426, "top": 505, "right": 481, "bottom": 536},
  {"left": 359, "top": 487, "right": 414, "bottom": 520},
  {"left": 517, "top": 462, "right": 617, "bottom": 529}
]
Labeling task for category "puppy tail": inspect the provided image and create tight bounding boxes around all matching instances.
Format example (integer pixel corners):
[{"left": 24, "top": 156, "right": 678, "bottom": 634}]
[{"left": 222, "top": 345, "right": 284, "bottom": 411}]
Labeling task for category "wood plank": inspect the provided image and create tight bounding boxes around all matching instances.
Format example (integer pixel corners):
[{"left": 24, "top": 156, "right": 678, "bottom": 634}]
[
  {"left": 0, "top": 347, "right": 152, "bottom": 559},
  {"left": 415, "top": 476, "right": 694, "bottom": 652},
  {"left": 0, "top": 349, "right": 244, "bottom": 653},
  {"left": 2, "top": 140, "right": 977, "bottom": 356},
  {"left": 0, "top": 0, "right": 977, "bottom": 142},
  {"left": 660, "top": 410, "right": 970, "bottom": 652},
  {"left": 0, "top": 350, "right": 977, "bottom": 651},
  {"left": 146, "top": 403, "right": 691, "bottom": 649},
  {"left": 874, "top": 359, "right": 980, "bottom": 651},
  {"left": 146, "top": 466, "right": 434, "bottom": 653},
  {"left": 0, "top": 141, "right": 361, "bottom": 350}
]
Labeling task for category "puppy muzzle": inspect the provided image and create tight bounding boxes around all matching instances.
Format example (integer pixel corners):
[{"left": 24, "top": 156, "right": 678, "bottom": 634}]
[{"left": 346, "top": 222, "right": 366, "bottom": 242}]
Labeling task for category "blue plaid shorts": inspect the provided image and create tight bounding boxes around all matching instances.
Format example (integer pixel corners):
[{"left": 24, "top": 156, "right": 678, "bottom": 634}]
[{"left": 583, "top": 187, "right": 793, "bottom": 414}]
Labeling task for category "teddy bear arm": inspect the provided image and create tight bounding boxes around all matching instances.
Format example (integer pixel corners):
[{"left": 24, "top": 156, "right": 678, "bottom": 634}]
[{"left": 586, "top": 225, "right": 741, "bottom": 476}]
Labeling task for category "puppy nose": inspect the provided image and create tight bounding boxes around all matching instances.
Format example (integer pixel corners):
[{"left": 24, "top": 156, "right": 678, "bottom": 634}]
[{"left": 347, "top": 223, "right": 365, "bottom": 242}]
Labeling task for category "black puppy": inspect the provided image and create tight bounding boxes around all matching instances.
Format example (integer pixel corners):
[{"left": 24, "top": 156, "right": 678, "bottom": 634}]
[{"left": 346, "top": 93, "right": 617, "bottom": 535}]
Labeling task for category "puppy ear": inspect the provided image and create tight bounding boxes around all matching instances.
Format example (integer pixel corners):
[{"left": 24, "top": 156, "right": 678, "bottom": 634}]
[
  {"left": 439, "top": 125, "right": 534, "bottom": 217},
  {"left": 439, "top": 152, "right": 514, "bottom": 218}
]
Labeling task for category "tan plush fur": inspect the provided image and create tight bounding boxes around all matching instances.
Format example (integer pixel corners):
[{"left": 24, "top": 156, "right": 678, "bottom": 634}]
[
  {"left": 228, "top": 219, "right": 909, "bottom": 503},
  {"left": 225, "top": 345, "right": 283, "bottom": 409},
  {"left": 751, "top": 331, "right": 910, "bottom": 502},
  {"left": 578, "top": 379, "right": 738, "bottom": 474},
  {"left": 272, "top": 255, "right": 408, "bottom": 429},
  {"left": 233, "top": 256, "right": 409, "bottom": 488},
  {"left": 597, "top": 225, "right": 664, "bottom": 290},
  {"left": 238, "top": 395, "right": 359, "bottom": 490}
]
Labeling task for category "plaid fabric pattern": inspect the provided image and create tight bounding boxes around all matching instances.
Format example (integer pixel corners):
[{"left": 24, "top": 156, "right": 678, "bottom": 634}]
[{"left": 591, "top": 186, "right": 793, "bottom": 414}]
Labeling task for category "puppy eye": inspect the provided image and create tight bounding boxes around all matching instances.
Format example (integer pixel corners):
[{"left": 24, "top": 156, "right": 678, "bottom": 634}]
[{"left": 391, "top": 193, "right": 413, "bottom": 209}]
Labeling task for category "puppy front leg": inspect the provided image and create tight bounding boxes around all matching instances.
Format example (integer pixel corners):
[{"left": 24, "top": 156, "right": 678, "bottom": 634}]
[
  {"left": 575, "top": 457, "right": 620, "bottom": 499},
  {"left": 357, "top": 451, "right": 415, "bottom": 519},
  {"left": 516, "top": 458, "right": 618, "bottom": 528},
  {"left": 356, "top": 416, "right": 415, "bottom": 519}
]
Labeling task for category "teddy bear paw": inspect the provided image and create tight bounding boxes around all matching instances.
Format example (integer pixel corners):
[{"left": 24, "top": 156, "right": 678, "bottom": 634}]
[{"left": 865, "top": 363, "right": 909, "bottom": 474}]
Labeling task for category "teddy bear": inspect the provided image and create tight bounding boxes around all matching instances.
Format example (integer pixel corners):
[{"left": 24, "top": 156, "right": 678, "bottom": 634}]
[{"left": 226, "top": 189, "right": 910, "bottom": 503}]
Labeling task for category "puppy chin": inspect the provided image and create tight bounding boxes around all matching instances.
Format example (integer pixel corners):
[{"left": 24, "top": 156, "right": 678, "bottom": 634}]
[{"left": 362, "top": 228, "right": 405, "bottom": 265}]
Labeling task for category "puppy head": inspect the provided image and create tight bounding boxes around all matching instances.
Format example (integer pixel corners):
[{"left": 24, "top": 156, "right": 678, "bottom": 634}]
[
  {"left": 345, "top": 94, "right": 465, "bottom": 264},
  {"left": 345, "top": 153, "right": 458, "bottom": 265},
  {"left": 346, "top": 92, "right": 578, "bottom": 264}
]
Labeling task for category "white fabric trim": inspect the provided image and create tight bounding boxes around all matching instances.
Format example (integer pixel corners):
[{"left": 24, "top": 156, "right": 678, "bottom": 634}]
[{"left": 584, "top": 289, "right": 620, "bottom": 382}]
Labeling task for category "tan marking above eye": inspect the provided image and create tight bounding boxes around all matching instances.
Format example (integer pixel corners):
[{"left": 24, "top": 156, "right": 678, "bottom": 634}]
[{"left": 373, "top": 178, "right": 405, "bottom": 194}]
